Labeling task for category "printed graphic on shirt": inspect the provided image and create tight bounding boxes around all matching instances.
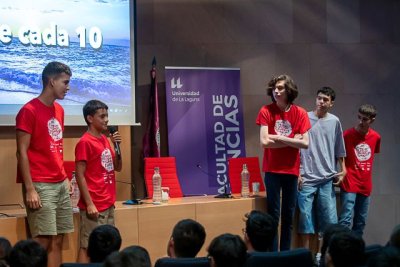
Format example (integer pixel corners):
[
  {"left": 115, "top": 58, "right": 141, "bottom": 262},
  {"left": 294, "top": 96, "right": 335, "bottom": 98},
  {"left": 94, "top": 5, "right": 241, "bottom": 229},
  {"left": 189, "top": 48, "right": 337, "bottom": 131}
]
[
  {"left": 274, "top": 120, "right": 292, "bottom": 136},
  {"left": 101, "top": 148, "right": 114, "bottom": 172},
  {"left": 48, "top": 118, "right": 63, "bottom": 153},
  {"left": 48, "top": 118, "right": 62, "bottom": 141},
  {"left": 355, "top": 143, "right": 371, "bottom": 161}
]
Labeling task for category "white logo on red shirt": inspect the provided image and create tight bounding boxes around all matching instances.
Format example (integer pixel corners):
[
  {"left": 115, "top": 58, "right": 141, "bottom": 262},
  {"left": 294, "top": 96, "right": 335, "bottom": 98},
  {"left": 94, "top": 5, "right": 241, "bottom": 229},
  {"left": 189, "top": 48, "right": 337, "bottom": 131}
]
[
  {"left": 101, "top": 148, "right": 114, "bottom": 172},
  {"left": 47, "top": 118, "right": 62, "bottom": 141},
  {"left": 274, "top": 120, "right": 292, "bottom": 136},
  {"left": 355, "top": 143, "right": 371, "bottom": 161}
]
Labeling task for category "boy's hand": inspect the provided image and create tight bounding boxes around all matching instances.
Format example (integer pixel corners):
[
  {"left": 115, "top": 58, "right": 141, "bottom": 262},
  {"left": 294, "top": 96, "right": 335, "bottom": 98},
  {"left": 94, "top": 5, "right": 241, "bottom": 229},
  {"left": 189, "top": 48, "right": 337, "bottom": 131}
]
[
  {"left": 26, "top": 188, "right": 42, "bottom": 209},
  {"left": 298, "top": 176, "right": 303, "bottom": 191},
  {"left": 86, "top": 204, "right": 99, "bottom": 219},
  {"left": 109, "top": 131, "right": 122, "bottom": 145},
  {"left": 333, "top": 171, "right": 346, "bottom": 186}
]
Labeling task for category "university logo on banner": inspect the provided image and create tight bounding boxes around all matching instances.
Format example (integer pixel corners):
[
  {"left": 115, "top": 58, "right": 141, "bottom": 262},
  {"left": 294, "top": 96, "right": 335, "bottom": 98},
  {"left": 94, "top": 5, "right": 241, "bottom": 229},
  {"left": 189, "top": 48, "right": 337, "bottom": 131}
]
[{"left": 165, "top": 67, "right": 245, "bottom": 195}]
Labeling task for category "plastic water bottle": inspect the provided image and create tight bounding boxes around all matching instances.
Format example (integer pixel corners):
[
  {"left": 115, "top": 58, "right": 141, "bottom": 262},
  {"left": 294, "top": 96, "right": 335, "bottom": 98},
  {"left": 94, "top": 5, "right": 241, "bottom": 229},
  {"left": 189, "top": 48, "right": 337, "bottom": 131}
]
[
  {"left": 241, "top": 164, "right": 250, "bottom": 198},
  {"left": 70, "top": 171, "right": 80, "bottom": 212},
  {"left": 152, "top": 167, "right": 162, "bottom": 204}
]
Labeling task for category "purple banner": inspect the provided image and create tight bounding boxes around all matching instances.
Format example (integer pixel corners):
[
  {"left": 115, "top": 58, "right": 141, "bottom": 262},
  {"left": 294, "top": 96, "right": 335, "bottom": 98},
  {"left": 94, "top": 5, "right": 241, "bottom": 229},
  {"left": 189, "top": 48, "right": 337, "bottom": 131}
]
[{"left": 165, "top": 67, "right": 245, "bottom": 195}]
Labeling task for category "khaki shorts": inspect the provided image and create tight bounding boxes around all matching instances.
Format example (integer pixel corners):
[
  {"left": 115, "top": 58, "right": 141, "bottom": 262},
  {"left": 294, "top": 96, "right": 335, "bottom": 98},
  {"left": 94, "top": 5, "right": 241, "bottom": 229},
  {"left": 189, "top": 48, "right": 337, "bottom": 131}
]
[
  {"left": 24, "top": 179, "right": 74, "bottom": 237},
  {"left": 79, "top": 206, "right": 115, "bottom": 248}
]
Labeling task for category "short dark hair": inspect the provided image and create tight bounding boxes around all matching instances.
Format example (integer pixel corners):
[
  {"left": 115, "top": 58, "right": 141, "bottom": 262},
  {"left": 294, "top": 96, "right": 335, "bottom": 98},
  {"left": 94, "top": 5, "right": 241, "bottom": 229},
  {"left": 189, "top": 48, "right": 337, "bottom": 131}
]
[
  {"left": 359, "top": 104, "right": 377, "bottom": 119},
  {"left": 328, "top": 232, "right": 365, "bottom": 267},
  {"left": 321, "top": 223, "right": 351, "bottom": 257},
  {"left": 42, "top": 61, "right": 72, "bottom": 89},
  {"left": 207, "top": 234, "right": 247, "bottom": 267},
  {"left": 0, "top": 237, "right": 11, "bottom": 261},
  {"left": 317, "top": 86, "right": 336, "bottom": 101},
  {"left": 104, "top": 246, "right": 151, "bottom": 267},
  {"left": 368, "top": 246, "right": 400, "bottom": 267},
  {"left": 171, "top": 219, "right": 206, "bottom": 258},
  {"left": 9, "top": 239, "right": 47, "bottom": 267},
  {"left": 390, "top": 224, "right": 400, "bottom": 248},
  {"left": 245, "top": 210, "right": 277, "bottom": 252},
  {"left": 82, "top": 99, "right": 108, "bottom": 125},
  {"left": 87, "top": 224, "right": 122, "bottom": 263},
  {"left": 267, "top": 74, "right": 298, "bottom": 104}
]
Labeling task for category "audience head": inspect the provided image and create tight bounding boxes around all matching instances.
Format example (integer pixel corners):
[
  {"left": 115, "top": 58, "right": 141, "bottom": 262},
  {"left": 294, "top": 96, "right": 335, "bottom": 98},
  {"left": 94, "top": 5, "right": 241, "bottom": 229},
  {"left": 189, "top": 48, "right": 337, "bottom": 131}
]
[
  {"left": 167, "top": 219, "right": 206, "bottom": 258},
  {"left": 389, "top": 224, "right": 400, "bottom": 248},
  {"left": 0, "top": 237, "right": 11, "bottom": 261},
  {"left": 207, "top": 233, "right": 247, "bottom": 267},
  {"left": 87, "top": 224, "right": 122, "bottom": 263},
  {"left": 325, "top": 231, "right": 365, "bottom": 267},
  {"left": 244, "top": 210, "right": 277, "bottom": 252},
  {"left": 321, "top": 223, "right": 351, "bottom": 257},
  {"left": 368, "top": 246, "right": 400, "bottom": 267},
  {"left": 267, "top": 74, "right": 298, "bottom": 104},
  {"left": 8, "top": 239, "right": 47, "bottom": 267},
  {"left": 104, "top": 246, "right": 151, "bottom": 267}
]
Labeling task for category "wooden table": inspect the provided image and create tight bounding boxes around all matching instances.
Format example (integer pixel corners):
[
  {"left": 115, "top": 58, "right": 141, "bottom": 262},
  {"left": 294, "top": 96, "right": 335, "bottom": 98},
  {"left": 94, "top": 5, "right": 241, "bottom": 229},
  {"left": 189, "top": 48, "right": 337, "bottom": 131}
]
[{"left": 0, "top": 194, "right": 267, "bottom": 263}]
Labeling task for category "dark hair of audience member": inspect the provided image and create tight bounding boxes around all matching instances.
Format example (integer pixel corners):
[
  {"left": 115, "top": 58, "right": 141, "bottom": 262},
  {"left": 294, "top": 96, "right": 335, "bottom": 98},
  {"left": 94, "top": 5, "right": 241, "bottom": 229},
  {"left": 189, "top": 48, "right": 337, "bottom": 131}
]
[
  {"left": 8, "top": 239, "right": 47, "bottom": 267},
  {"left": 368, "top": 246, "right": 400, "bottom": 267},
  {"left": 320, "top": 223, "right": 351, "bottom": 264},
  {"left": 87, "top": 224, "right": 122, "bottom": 263},
  {"left": 104, "top": 245, "right": 151, "bottom": 267},
  {"left": 327, "top": 231, "right": 365, "bottom": 267},
  {"left": 171, "top": 219, "right": 206, "bottom": 257},
  {"left": 389, "top": 224, "right": 400, "bottom": 248},
  {"left": 245, "top": 210, "right": 277, "bottom": 252},
  {"left": 207, "top": 233, "right": 247, "bottom": 267},
  {"left": 0, "top": 237, "right": 11, "bottom": 260}
]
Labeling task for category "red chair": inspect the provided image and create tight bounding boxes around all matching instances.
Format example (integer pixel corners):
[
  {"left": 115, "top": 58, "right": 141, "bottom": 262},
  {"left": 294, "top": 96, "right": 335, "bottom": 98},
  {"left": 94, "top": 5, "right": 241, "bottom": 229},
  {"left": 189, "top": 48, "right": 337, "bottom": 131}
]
[
  {"left": 228, "top": 157, "right": 265, "bottom": 194},
  {"left": 64, "top": 161, "right": 75, "bottom": 180},
  {"left": 144, "top": 157, "right": 183, "bottom": 198}
]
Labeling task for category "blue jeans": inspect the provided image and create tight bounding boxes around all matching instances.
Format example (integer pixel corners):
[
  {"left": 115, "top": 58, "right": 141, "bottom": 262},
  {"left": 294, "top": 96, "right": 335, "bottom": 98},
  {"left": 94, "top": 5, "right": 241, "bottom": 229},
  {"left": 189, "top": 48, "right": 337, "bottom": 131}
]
[
  {"left": 338, "top": 190, "right": 370, "bottom": 236},
  {"left": 265, "top": 172, "right": 298, "bottom": 251},
  {"left": 298, "top": 180, "right": 338, "bottom": 234}
]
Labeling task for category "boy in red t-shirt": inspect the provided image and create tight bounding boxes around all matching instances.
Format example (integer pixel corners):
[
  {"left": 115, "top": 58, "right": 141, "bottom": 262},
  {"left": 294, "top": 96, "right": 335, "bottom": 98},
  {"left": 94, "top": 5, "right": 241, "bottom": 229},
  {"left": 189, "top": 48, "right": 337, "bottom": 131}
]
[
  {"left": 16, "top": 61, "right": 74, "bottom": 267},
  {"left": 339, "top": 104, "right": 381, "bottom": 236},
  {"left": 256, "top": 74, "right": 311, "bottom": 251},
  {"left": 75, "top": 100, "right": 122, "bottom": 262}
]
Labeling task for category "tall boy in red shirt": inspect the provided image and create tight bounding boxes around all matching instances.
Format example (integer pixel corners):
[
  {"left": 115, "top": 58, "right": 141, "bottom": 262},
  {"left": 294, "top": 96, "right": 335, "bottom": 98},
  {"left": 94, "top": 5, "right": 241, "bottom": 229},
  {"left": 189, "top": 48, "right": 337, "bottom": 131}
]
[
  {"left": 16, "top": 61, "right": 74, "bottom": 267},
  {"left": 75, "top": 100, "right": 122, "bottom": 262},
  {"left": 339, "top": 104, "right": 381, "bottom": 236}
]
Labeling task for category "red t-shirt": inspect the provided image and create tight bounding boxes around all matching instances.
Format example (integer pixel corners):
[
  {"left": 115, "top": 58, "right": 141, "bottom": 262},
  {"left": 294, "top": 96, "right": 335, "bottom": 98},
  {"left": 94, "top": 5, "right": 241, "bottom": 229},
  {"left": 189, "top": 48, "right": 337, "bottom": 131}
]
[
  {"left": 341, "top": 127, "right": 381, "bottom": 196},
  {"left": 256, "top": 103, "right": 311, "bottom": 176},
  {"left": 16, "top": 98, "right": 66, "bottom": 183},
  {"left": 75, "top": 132, "right": 116, "bottom": 212}
]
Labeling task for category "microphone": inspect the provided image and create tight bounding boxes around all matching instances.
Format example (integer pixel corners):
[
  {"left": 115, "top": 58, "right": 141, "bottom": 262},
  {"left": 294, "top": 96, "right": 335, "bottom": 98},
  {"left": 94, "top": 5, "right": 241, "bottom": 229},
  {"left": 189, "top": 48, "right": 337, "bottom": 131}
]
[
  {"left": 108, "top": 126, "right": 121, "bottom": 159},
  {"left": 196, "top": 163, "right": 232, "bottom": 199}
]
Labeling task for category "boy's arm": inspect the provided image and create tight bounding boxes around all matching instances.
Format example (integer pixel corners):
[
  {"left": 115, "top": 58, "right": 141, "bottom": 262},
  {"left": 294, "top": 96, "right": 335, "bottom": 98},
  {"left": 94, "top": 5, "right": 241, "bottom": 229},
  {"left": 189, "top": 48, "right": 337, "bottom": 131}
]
[
  {"left": 333, "top": 157, "right": 347, "bottom": 186},
  {"left": 75, "top": 161, "right": 99, "bottom": 219},
  {"left": 16, "top": 130, "right": 42, "bottom": 209},
  {"left": 271, "top": 131, "right": 309, "bottom": 149},
  {"left": 110, "top": 132, "right": 122, "bottom": 172},
  {"left": 259, "top": 125, "right": 287, "bottom": 148}
]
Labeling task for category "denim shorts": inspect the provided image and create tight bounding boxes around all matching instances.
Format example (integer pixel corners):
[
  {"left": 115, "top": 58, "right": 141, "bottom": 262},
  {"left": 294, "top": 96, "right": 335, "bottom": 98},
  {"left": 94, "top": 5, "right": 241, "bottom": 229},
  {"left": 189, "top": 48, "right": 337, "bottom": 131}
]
[
  {"left": 79, "top": 206, "right": 115, "bottom": 248},
  {"left": 24, "top": 179, "right": 74, "bottom": 237},
  {"left": 297, "top": 180, "right": 338, "bottom": 234}
]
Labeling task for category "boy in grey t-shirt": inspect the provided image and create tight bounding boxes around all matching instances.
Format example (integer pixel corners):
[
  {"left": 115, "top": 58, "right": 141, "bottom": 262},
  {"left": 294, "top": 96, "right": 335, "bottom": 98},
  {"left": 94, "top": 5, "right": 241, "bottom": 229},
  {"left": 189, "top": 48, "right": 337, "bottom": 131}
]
[{"left": 297, "top": 87, "right": 346, "bottom": 253}]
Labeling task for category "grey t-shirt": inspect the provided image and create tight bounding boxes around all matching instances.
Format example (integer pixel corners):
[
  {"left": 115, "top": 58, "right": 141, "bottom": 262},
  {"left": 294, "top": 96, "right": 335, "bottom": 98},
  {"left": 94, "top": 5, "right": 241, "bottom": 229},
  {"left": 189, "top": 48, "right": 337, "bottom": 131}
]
[{"left": 300, "top": 111, "right": 346, "bottom": 186}]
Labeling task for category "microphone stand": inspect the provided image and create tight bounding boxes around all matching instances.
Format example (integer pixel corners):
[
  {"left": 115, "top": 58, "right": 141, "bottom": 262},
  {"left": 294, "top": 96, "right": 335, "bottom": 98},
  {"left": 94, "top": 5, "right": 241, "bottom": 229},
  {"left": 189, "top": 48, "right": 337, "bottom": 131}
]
[
  {"left": 116, "top": 180, "right": 142, "bottom": 205},
  {"left": 196, "top": 164, "right": 232, "bottom": 199}
]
